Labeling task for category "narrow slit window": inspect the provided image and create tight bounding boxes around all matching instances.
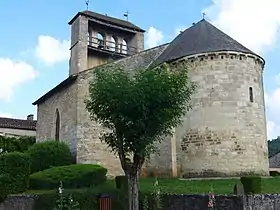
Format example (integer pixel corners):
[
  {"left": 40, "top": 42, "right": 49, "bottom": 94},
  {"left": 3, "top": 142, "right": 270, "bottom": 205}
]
[
  {"left": 249, "top": 87, "right": 254, "bottom": 102},
  {"left": 55, "top": 109, "right": 60, "bottom": 141}
]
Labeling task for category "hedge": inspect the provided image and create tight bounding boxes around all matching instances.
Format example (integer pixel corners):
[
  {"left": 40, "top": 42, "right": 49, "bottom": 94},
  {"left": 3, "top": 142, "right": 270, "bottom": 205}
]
[
  {"left": 30, "top": 164, "right": 107, "bottom": 189},
  {"left": 0, "top": 136, "right": 35, "bottom": 153},
  {"left": 0, "top": 175, "right": 9, "bottom": 202},
  {"left": 240, "top": 176, "right": 261, "bottom": 194},
  {"left": 0, "top": 152, "right": 31, "bottom": 193},
  {"left": 27, "top": 141, "right": 73, "bottom": 173}
]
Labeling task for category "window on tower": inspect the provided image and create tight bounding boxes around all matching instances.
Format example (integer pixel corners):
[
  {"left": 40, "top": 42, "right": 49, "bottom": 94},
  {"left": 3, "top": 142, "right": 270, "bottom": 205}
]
[{"left": 249, "top": 87, "right": 254, "bottom": 102}]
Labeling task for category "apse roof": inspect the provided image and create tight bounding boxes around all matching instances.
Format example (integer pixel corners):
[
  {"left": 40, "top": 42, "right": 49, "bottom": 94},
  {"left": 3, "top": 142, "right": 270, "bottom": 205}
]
[{"left": 152, "top": 19, "right": 262, "bottom": 67}]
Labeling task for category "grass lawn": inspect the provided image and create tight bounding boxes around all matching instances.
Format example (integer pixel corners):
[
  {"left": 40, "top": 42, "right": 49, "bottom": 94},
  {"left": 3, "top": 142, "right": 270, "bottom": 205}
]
[
  {"left": 140, "top": 176, "right": 280, "bottom": 194},
  {"left": 24, "top": 176, "right": 280, "bottom": 196}
]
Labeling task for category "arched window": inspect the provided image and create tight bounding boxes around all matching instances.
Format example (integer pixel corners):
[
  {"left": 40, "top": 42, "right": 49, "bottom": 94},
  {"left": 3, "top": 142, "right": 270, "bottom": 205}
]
[
  {"left": 97, "top": 32, "right": 105, "bottom": 49},
  {"left": 55, "top": 109, "right": 60, "bottom": 141},
  {"left": 110, "top": 36, "right": 118, "bottom": 52},
  {"left": 121, "top": 39, "right": 128, "bottom": 54}
]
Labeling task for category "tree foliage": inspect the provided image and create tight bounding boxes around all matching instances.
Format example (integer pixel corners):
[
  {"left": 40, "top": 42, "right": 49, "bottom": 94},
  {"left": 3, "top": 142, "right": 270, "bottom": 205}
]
[
  {"left": 85, "top": 61, "right": 196, "bottom": 210},
  {"left": 0, "top": 135, "right": 35, "bottom": 153},
  {"left": 268, "top": 136, "right": 280, "bottom": 158},
  {"left": 85, "top": 62, "right": 195, "bottom": 163}
]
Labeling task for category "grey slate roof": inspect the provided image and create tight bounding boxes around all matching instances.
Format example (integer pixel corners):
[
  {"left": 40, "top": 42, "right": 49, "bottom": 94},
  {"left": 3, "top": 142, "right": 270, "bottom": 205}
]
[
  {"left": 152, "top": 19, "right": 261, "bottom": 67},
  {"left": 69, "top": 10, "right": 145, "bottom": 33}
]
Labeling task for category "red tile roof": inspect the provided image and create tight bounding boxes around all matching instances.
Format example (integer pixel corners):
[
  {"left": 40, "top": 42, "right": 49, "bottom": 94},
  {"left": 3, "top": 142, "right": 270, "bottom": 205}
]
[{"left": 0, "top": 117, "right": 36, "bottom": 131}]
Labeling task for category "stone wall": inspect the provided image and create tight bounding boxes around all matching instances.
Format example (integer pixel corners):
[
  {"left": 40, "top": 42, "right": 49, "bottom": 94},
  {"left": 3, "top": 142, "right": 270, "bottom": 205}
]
[
  {"left": 76, "top": 44, "right": 169, "bottom": 177},
  {"left": 3, "top": 194, "right": 280, "bottom": 210},
  {"left": 36, "top": 80, "right": 78, "bottom": 155},
  {"left": 175, "top": 52, "right": 269, "bottom": 178},
  {"left": 0, "top": 195, "right": 36, "bottom": 210},
  {"left": 69, "top": 14, "right": 88, "bottom": 76},
  {"left": 0, "top": 127, "right": 36, "bottom": 137}
]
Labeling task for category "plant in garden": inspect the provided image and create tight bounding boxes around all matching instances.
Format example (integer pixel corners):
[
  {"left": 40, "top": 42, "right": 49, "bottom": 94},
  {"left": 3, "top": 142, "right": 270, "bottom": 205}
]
[
  {"left": 143, "top": 179, "right": 163, "bottom": 210},
  {"left": 85, "top": 61, "right": 196, "bottom": 210},
  {"left": 208, "top": 186, "right": 216, "bottom": 210},
  {"left": 0, "top": 148, "right": 6, "bottom": 154},
  {"left": 54, "top": 181, "right": 80, "bottom": 210}
]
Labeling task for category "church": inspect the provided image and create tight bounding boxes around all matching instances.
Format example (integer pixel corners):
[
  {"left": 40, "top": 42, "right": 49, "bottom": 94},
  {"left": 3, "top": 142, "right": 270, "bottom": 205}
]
[{"left": 33, "top": 10, "right": 270, "bottom": 178}]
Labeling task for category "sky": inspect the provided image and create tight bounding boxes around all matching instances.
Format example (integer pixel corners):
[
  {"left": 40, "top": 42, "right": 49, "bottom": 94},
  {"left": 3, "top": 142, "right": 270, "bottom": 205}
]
[{"left": 0, "top": 0, "right": 280, "bottom": 140}]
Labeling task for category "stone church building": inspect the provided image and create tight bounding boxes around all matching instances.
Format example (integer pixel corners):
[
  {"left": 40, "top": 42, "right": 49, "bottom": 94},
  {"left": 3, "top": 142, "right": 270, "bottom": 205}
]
[{"left": 33, "top": 10, "right": 269, "bottom": 178}]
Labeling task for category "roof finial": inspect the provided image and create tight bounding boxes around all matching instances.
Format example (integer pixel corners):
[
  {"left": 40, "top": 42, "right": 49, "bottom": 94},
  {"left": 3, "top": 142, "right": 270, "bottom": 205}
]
[
  {"left": 202, "top": 12, "right": 206, "bottom": 20},
  {"left": 124, "top": 10, "right": 129, "bottom": 21},
  {"left": 85, "top": 0, "right": 90, "bottom": 10}
]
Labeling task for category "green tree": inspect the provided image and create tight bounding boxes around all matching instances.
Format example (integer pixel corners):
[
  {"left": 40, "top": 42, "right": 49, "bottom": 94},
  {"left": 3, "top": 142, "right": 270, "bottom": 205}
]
[{"left": 85, "top": 62, "right": 196, "bottom": 210}]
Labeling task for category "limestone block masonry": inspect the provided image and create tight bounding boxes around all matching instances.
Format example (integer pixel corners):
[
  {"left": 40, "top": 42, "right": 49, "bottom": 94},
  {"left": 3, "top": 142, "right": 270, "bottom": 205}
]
[
  {"left": 36, "top": 81, "right": 78, "bottom": 155},
  {"left": 175, "top": 52, "right": 269, "bottom": 178}
]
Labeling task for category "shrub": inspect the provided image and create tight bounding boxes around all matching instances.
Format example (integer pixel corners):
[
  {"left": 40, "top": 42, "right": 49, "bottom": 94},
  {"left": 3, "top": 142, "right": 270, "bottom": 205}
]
[
  {"left": 270, "top": 171, "right": 280, "bottom": 176},
  {"left": 30, "top": 164, "right": 107, "bottom": 189},
  {"left": 0, "top": 175, "right": 9, "bottom": 202},
  {"left": 0, "top": 136, "right": 35, "bottom": 153},
  {"left": 27, "top": 141, "right": 72, "bottom": 173},
  {"left": 240, "top": 176, "right": 261, "bottom": 194},
  {"left": 0, "top": 152, "right": 31, "bottom": 193},
  {"left": 115, "top": 175, "right": 128, "bottom": 190}
]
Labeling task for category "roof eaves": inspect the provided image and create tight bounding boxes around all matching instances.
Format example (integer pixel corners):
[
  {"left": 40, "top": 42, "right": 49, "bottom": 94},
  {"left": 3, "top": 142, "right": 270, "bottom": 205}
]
[
  {"left": 0, "top": 125, "right": 37, "bottom": 131},
  {"left": 68, "top": 11, "right": 145, "bottom": 33}
]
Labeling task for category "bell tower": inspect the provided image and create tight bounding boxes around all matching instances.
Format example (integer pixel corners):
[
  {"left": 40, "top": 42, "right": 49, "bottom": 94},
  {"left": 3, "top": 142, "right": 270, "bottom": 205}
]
[{"left": 68, "top": 10, "right": 145, "bottom": 75}]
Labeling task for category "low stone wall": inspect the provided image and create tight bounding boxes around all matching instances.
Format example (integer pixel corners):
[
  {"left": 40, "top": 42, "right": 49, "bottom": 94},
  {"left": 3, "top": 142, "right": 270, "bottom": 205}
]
[
  {"left": 244, "top": 194, "right": 280, "bottom": 210},
  {"left": 2, "top": 194, "right": 280, "bottom": 210},
  {"left": 161, "top": 194, "right": 244, "bottom": 210},
  {"left": 0, "top": 195, "right": 37, "bottom": 210}
]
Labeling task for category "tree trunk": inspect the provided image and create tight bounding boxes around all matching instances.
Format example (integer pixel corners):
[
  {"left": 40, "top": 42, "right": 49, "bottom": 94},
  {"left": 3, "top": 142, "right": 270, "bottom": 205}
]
[{"left": 127, "top": 170, "right": 140, "bottom": 210}]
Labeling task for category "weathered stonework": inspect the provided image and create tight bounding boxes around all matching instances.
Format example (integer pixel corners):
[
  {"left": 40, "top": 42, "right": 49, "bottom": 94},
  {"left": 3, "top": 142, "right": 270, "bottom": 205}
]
[
  {"left": 69, "top": 14, "right": 88, "bottom": 76},
  {"left": 175, "top": 52, "right": 269, "bottom": 178},
  {"left": 0, "top": 127, "right": 36, "bottom": 137},
  {"left": 36, "top": 81, "right": 78, "bottom": 155}
]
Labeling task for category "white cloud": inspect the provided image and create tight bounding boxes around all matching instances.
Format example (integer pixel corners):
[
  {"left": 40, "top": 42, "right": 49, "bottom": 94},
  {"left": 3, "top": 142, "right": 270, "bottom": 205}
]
[
  {"left": 0, "top": 58, "right": 37, "bottom": 101},
  {"left": 35, "top": 35, "right": 70, "bottom": 65},
  {"left": 146, "top": 27, "right": 164, "bottom": 49},
  {"left": 275, "top": 73, "right": 280, "bottom": 85},
  {"left": 0, "top": 112, "right": 13, "bottom": 118},
  {"left": 267, "top": 121, "right": 280, "bottom": 140},
  {"left": 265, "top": 88, "right": 280, "bottom": 139},
  {"left": 203, "top": 0, "right": 280, "bottom": 53}
]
